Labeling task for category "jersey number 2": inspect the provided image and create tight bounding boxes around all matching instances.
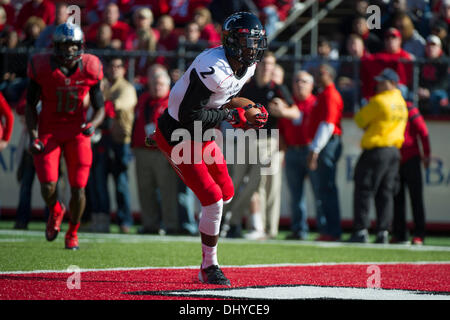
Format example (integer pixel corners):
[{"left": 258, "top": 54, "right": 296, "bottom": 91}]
[{"left": 56, "top": 90, "right": 79, "bottom": 113}]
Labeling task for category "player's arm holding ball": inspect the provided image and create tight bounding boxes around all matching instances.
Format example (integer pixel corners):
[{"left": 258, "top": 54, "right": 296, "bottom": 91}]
[{"left": 224, "top": 97, "right": 268, "bottom": 129}]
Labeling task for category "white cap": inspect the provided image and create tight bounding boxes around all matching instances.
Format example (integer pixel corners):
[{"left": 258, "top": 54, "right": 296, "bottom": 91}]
[{"left": 426, "top": 34, "right": 441, "bottom": 47}]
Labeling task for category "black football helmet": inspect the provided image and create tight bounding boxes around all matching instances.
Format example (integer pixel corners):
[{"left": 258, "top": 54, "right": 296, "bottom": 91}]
[
  {"left": 53, "top": 22, "right": 84, "bottom": 64},
  {"left": 222, "top": 12, "right": 268, "bottom": 67}
]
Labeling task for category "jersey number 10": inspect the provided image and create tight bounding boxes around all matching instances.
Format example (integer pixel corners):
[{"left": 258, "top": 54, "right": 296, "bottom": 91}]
[{"left": 56, "top": 90, "right": 79, "bottom": 113}]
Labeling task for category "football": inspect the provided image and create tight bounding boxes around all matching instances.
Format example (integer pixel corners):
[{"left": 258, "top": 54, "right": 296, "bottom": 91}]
[
  {"left": 225, "top": 97, "right": 262, "bottom": 125},
  {"left": 244, "top": 105, "right": 262, "bottom": 125},
  {"left": 224, "top": 97, "right": 255, "bottom": 109}
]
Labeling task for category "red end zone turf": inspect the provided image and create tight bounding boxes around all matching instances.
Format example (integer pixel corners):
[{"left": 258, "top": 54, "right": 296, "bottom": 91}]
[{"left": 0, "top": 263, "right": 449, "bottom": 300}]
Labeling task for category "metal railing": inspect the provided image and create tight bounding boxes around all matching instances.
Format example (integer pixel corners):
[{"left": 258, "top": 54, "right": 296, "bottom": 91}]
[
  {"left": 267, "top": 0, "right": 317, "bottom": 44},
  {"left": 1, "top": 46, "right": 449, "bottom": 114},
  {"left": 274, "top": 0, "right": 344, "bottom": 59}
]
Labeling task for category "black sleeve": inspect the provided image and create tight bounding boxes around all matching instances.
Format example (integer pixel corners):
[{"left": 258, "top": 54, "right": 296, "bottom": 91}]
[
  {"left": 89, "top": 82, "right": 104, "bottom": 110},
  {"left": 26, "top": 79, "right": 42, "bottom": 107},
  {"left": 178, "top": 68, "right": 229, "bottom": 131}
]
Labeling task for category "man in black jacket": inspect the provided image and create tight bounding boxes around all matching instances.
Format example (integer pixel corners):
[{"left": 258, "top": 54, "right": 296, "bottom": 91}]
[{"left": 418, "top": 35, "right": 449, "bottom": 114}]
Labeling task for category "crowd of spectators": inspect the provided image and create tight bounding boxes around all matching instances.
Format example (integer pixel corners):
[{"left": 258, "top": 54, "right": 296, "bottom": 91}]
[
  {"left": 334, "top": 0, "right": 449, "bottom": 114},
  {"left": 0, "top": 0, "right": 446, "bottom": 243}
]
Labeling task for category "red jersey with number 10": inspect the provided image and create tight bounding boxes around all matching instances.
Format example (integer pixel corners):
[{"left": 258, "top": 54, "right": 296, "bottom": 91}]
[{"left": 27, "top": 53, "right": 103, "bottom": 135}]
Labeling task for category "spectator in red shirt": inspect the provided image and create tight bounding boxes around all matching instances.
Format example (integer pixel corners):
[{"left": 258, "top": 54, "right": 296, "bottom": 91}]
[
  {"left": 393, "top": 102, "right": 431, "bottom": 245},
  {"left": 193, "top": 7, "right": 221, "bottom": 47},
  {"left": 279, "top": 70, "right": 322, "bottom": 240},
  {"left": 168, "top": 0, "right": 212, "bottom": 26},
  {"left": 85, "top": 2, "right": 131, "bottom": 49},
  {"left": 156, "top": 14, "right": 179, "bottom": 68},
  {"left": 307, "top": 63, "right": 343, "bottom": 241},
  {"left": 132, "top": 65, "right": 179, "bottom": 235},
  {"left": 15, "top": 0, "right": 55, "bottom": 32},
  {"left": 361, "top": 27, "right": 413, "bottom": 101},
  {"left": 0, "top": 91, "right": 13, "bottom": 152},
  {"left": 156, "top": 14, "right": 179, "bottom": 51}
]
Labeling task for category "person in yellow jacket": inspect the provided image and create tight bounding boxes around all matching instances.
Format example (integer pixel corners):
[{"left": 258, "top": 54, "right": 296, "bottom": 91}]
[{"left": 348, "top": 68, "right": 408, "bottom": 244}]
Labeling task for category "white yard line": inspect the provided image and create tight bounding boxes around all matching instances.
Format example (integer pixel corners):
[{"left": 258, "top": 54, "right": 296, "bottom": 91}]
[
  {"left": 1, "top": 229, "right": 450, "bottom": 252},
  {"left": 0, "top": 261, "right": 449, "bottom": 275}
]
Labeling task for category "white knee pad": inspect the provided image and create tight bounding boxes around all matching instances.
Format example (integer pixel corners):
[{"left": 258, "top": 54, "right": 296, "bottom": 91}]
[
  {"left": 198, "top": 199, "right": 223, "bottom": 236},
  {"left": 223, "top": 196, "right": 233, "bottom": 205}
]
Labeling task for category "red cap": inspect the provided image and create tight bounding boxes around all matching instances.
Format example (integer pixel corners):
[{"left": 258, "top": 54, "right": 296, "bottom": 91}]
[{"left": 385, "top": 27, "right": 402, "bottom": 38}]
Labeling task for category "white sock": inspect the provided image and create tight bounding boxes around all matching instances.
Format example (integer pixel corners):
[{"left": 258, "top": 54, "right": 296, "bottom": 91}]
[
  {"left": 201, "top": 243, "right": 218, "bottom": 269},
  {"left": 250, "top": 213, "right": 264, "bottom": 232},
  {"left": 198, "top": 199, "right": 223, "bottom": 236}
]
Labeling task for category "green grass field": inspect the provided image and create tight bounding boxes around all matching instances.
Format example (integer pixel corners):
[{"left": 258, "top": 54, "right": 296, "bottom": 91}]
[{"left": 1, "top": 220, "right": 450, "bottom": 273}]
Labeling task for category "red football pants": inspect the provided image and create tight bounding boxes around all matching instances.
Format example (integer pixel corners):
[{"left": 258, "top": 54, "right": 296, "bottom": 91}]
[
  {"left": 154, "top": 128, "right": 234, "bottom": 206},
  {"left": 34, "top": 132, "right": 92, "bottom": 188}
]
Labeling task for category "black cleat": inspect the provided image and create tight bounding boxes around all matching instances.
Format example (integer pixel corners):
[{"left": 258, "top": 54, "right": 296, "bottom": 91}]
[
  {"left": 347, "top": 229, "right": 369, "bottom": 243},
  {"left": 374, "top": 231, "right": 389, "bottom": 244},
  {"left": 198, "top": 265, "right": 231, "bottom": 286}
]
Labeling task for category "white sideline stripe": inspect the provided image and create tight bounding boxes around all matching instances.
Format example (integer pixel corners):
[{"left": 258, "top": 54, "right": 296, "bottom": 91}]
[
  {"left": 1, "top": 229, "right": 450, "bottom": 252},
  {"left": 1, "top": 261, "right": 449, "bottom": 275}
]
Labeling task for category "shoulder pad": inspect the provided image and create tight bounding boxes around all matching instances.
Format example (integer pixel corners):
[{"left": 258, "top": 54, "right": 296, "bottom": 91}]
[
  {"left": 82, "top": 54, "right": 103, "bottom": 82},
  {"left": 191, "top": 47, "right": 233, "bottom": 93}
]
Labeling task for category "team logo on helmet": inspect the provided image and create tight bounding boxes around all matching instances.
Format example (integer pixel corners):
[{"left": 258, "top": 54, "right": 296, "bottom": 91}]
[{"left": 222, "top": 12, "right": 268, "bottom": 67}]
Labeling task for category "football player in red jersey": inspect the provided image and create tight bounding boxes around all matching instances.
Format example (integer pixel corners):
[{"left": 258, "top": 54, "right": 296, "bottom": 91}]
[{"left": 25, "top": 23, "right": 105, "bottom": 250}]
